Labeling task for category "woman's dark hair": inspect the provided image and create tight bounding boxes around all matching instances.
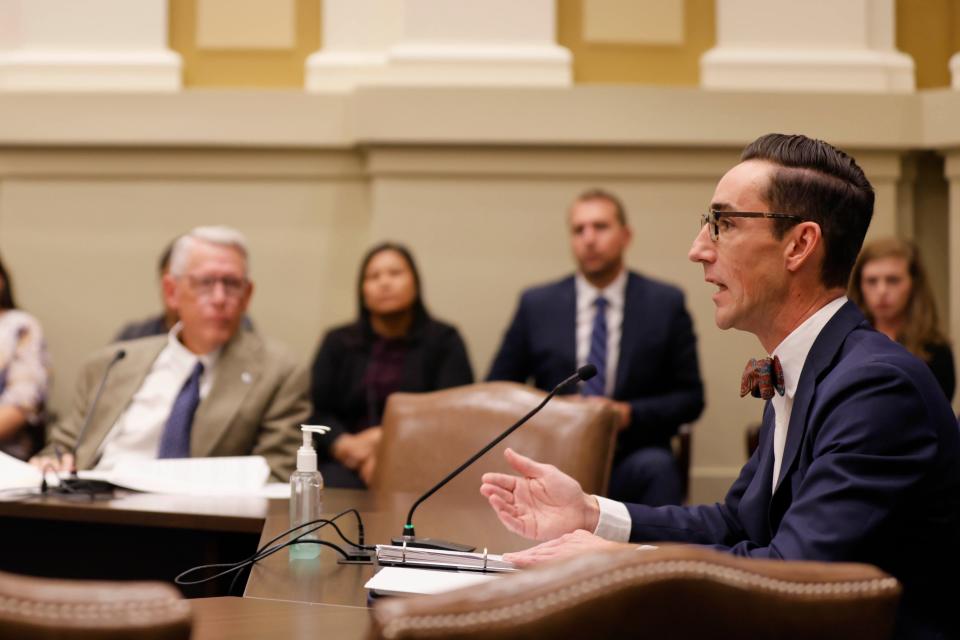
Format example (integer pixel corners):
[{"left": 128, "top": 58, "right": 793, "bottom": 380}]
[
  {"left": 0, "top": 255, "right": 16, "bottom": 310},
  {"left": 356, "top": 242, "right": 428, "bottom": 331}
]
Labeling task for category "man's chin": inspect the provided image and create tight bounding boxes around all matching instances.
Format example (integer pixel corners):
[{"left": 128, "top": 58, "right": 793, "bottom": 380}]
[{"left": 713, "top": 309, "right": 735, "bottom": 331}]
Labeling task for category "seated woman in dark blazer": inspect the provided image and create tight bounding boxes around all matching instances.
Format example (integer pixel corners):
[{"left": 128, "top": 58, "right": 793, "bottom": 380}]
[
  {"left": 849, "top": 237, "right": 955, "bottom": 401},
  {"left": 309, "top": 242, "right": 474, "bottom": 488}
]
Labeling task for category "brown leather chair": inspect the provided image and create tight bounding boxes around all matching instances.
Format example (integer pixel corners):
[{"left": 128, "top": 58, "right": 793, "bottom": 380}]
[
  {"left": 0, "top": 570, "right": 192, "bottom": 639},
  {"left": 370, "top": 545, "right": 901, "bottom": 640},
  {"left": 371, "top": 382, "right": 618, "bottom": 497}
]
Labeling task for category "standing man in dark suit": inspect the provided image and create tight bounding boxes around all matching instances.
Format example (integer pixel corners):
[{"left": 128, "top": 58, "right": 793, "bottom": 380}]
[
  {"left": 480, "top": 134, "right": 960, "bottom": 639},
  {"left": 488, "top": 189, "right": 704, "bottom": 506}
]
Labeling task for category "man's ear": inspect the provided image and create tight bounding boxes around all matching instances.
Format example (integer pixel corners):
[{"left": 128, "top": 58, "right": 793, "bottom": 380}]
[
  {"left": 784, "top": 221, "right": 822, "bottom": 274},
  {"left": 161, "top": 273, "right": 179, "bottom": 311}
]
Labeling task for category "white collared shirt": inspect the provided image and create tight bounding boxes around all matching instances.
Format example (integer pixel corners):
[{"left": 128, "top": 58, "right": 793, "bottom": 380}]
[
  {"left": 769, "top": 296, "right": 847, "bottom": 489},
  {"left": 95, "top": 324, "right": 220, "bottom": 471},
  {"left": 593, "top": 296, "right": 848, "bottom": 542},
  {"left": 575, "top": 269, "right": 628, "bottom": 396}
]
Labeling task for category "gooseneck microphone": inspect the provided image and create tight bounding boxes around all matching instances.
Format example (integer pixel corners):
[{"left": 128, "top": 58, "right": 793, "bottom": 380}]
[
  {"left": 52, "top": 349, "right": 127, "bottom": 496},
  {"left": 393, "top": 364, "right": 597, "bottom": 552}
]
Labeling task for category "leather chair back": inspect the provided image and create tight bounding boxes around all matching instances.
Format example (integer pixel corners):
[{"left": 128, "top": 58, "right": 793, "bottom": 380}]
[
  {"left": 371, "top": 382, "right": 618, "bottom": 497},
  {"left": 0, "top": 570, "right": 192, "bottom": 639},
  {"left": 370, "top": 545, "right": 901, "bottom": 640}
]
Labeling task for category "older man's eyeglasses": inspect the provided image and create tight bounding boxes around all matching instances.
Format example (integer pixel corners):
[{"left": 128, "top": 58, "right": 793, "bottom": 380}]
[
  {"left": 184, "top": 274, "right": 248, "bottom": 298},
  {"left": 700, "top": 210, "right": 807, "bottom": 242}
]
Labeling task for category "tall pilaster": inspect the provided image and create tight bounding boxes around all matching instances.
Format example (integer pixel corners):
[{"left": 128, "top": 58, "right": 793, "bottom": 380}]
[
  {"left": 701, "top": 0, "right": 913, "bottom": 93},
  {"left": 305, "top": 0, "right": 570, "bottom": 92},
  {"left": 0, "top": 0, "right": 181, "bottom": 91}
]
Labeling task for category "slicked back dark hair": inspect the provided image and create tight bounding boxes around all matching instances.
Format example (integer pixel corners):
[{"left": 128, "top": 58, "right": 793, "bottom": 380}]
[
  {"left": 741, "top": 133, "right": 874, "bottom": 289},
  {"left": 0, "top": 255, "right": 15, "bottom": 310}
]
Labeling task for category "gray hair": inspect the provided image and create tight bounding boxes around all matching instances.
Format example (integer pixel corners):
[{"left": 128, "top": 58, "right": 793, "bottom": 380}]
[{"left": 168, "top": 226, "right": 250, "bottom": 277}]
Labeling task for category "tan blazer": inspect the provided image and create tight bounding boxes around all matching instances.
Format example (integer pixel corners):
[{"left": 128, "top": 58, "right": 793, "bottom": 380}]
[{"left": 44, "top": 330, "right": 309, "bottom": 480}]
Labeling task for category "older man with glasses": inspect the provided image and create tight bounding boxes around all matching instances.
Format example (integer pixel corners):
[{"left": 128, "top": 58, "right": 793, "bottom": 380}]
[{"left": 32, "top": 226, "right": 308, "bottom": 481}]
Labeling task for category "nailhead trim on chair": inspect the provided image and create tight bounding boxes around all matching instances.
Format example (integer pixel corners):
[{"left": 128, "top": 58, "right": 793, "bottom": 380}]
[
  {"left": 0, "top": 594, "right": 190, "bottom": 624},
  {"left": 379, "top": 560, "right": 900, "bottom": 638}
]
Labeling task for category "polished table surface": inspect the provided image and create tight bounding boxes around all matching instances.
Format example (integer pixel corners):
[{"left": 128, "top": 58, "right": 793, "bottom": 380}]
[
  {"left": 0, "top": 488, "right": 269, "bottom": 532},
  {"left": 1, "top": 487, "right": 529, "bottom": 635},
  {"left": 245, "top": 488, "right": 530, "bottom": 605},
  {"left": 192, "top": 597, "right": 372, "bottom": 640}
]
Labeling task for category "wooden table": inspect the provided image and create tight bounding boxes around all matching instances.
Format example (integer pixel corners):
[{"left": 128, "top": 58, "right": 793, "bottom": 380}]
[
  {"left": 192, "top": 597, "right": 372, "bottom": 640},
  {"left": 0, "top": 487, "right": 528, "bottom": 636},
  {"left": 0, "top": 490, "right": 270, "bottom": 597},
  {"left": 244, "top": 488, "right": 530, "bottom": 606}
]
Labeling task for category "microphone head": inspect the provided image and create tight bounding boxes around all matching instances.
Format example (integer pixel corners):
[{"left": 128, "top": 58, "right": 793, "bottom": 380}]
[
  {"left": 115, "top": 349, "right": 127, "bottom": 361},
  {"left": 577, "top": 364, "right": 598, "bottom": 381}
]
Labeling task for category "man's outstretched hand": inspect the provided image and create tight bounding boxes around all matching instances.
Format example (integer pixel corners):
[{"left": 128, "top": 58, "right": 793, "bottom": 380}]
[
  {"left": 480, "top": 448, "right": 600, "bottom": 541},
  {"left": 502, "top": 529, "right": 629, "bottom": 567}
]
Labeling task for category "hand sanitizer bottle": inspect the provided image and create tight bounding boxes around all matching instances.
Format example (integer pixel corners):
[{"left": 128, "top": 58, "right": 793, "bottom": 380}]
[{"left": 289, "top": 425, "right": 326, "bottom": 560}]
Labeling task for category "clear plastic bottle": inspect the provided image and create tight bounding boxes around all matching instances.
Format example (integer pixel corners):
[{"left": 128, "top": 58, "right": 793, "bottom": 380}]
[{"left": 289, "top": 425, "right": 325, "bottom": 560}]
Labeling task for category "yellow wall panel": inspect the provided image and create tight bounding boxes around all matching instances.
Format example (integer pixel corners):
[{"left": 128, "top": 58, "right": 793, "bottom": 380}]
[
  {"left": 896, "top": 0, "right": 960, "bottom": 89},
  {"left": 196, "top": 0, "right": 296, "bottom": 50},
  {"left": 558, "top": 0, "right": 714, "bottom": 85},
  {"left": 583, "top": 0, "right": 685, "bottom": 46},
  {"left": 170, "top": 0, "right": 321, "bottom": 88}
]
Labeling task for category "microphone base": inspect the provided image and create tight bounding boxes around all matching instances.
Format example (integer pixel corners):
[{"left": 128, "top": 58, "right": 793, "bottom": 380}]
[
  {"left": 48, "top": 477, "right": 116, "bottom": 498},
  {"left": 391, "top": 536, "right": 476, "bottom": 553},
  {"left": 336, "top": 549, "right": 375, "bottom": 565}
]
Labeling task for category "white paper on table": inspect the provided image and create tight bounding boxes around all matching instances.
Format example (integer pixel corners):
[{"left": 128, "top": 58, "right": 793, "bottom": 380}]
[
  {"left": 0, "top": 450, "right": 42, "bottom": 491},
  {"left": 103, "top": 456, "right": 271, "bottom": 495},
  {"left": 0, "top": 452, "right": 274, "bottom": 497},
  {"left": 259, "top": 482, "right": 291, "bottom": 499},
  {"left": 365, "top": 566, "right": 502, "bottom": 597}
]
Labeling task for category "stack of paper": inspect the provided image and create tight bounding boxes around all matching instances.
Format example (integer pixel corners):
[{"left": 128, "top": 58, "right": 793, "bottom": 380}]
[
  {"left": 0, "top": 452, "right": 280, "bottom": 498},
  {"left": 365, "top": 566, "right": 502, "bottom": 597},
  {"left": 375, "top": 544, "right": 517, "bottom": 573}
]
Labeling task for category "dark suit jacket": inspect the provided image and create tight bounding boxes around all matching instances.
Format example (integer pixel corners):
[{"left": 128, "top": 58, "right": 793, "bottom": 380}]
[
  {"left": 309, "top": 317, "right": 474, "bottom": 459},
  {"left": 43, "top": 330, "right": 310, "bottom": 481},
  {"left": 487, "top": 272, "right": 704, "bottom": 451},
  {"left": 625, "top": 302, "right": 960, "bottom": 637}
]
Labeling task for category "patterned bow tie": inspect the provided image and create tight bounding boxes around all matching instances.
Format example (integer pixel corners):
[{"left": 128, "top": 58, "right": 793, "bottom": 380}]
[{"left": 740, "top": 356, "right": 785, "bottom": 400}]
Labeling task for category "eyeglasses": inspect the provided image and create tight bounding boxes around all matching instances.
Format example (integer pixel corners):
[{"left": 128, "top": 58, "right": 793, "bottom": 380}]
[
  {"left": 184, "top": 274, "right": 249, "bottom": 299},
  {"left": 700, "top": 210, "right": 807, "bottom": 242}
]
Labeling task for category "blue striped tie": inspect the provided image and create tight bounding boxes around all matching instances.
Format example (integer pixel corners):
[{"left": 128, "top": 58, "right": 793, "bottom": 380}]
[
  {"left": 582, "top": 296, "right": 608, "bottom": 396},
  {"left": 157, "top": 361, "right": 204, "bottom": 459}
]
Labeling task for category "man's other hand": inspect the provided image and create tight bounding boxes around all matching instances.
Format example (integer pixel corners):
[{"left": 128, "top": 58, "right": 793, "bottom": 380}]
[{"left": 502, "top": 529, "right": 629, "bottom": 567}]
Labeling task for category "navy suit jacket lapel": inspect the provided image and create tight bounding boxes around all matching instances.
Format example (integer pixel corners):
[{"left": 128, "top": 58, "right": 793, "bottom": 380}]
[
  {"left": 559, "top": 277, "right": 577, "bottom": 382},
  {"left": 774, "top": 300, "right": 865, "bottom": 492},
  {"left": 615, "top": 271, "right": 641, "bottom": 396}
]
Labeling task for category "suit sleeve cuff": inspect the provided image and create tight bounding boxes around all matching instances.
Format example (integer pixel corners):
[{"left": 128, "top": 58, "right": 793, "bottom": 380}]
[{"left": 592, "top": 495, "right": 631, "bottom": 542}]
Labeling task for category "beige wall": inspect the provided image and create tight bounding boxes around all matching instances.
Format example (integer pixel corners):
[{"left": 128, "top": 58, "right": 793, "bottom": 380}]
[{"left": 0, "top": 87, "right": 952, "bottom": 503}]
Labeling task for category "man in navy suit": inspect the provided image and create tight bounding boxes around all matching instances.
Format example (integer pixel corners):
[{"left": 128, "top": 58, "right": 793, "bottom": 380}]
[
  {"left": 481, "top": 134, "right": 960, "bottom": 638},
  {"left": 487, "top": 189, "right": 704, "bottom": 506}
]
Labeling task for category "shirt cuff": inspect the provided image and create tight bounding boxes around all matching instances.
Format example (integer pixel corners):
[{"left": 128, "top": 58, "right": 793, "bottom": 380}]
[{"left": 592, "top": 495, "right": 631, "bottom": 543}]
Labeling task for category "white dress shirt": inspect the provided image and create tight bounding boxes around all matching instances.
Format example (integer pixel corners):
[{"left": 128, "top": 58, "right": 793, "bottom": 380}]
[
  {"left": 95, "top": 324, "right": 220, "bottom": 471},
  {"left": 575, "top": 269, "right": 627, "bottom": 397},
  {"left": 593, "top": 296, "right": 848, "bottom": 542}
]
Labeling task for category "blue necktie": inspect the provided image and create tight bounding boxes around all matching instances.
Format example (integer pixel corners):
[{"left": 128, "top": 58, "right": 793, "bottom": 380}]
[
  {"left": 582, "top": 296, "right": 608, "bottom": 396},
  {"left": 157, "top": 361, "right": 204, "bottom": 459}
]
